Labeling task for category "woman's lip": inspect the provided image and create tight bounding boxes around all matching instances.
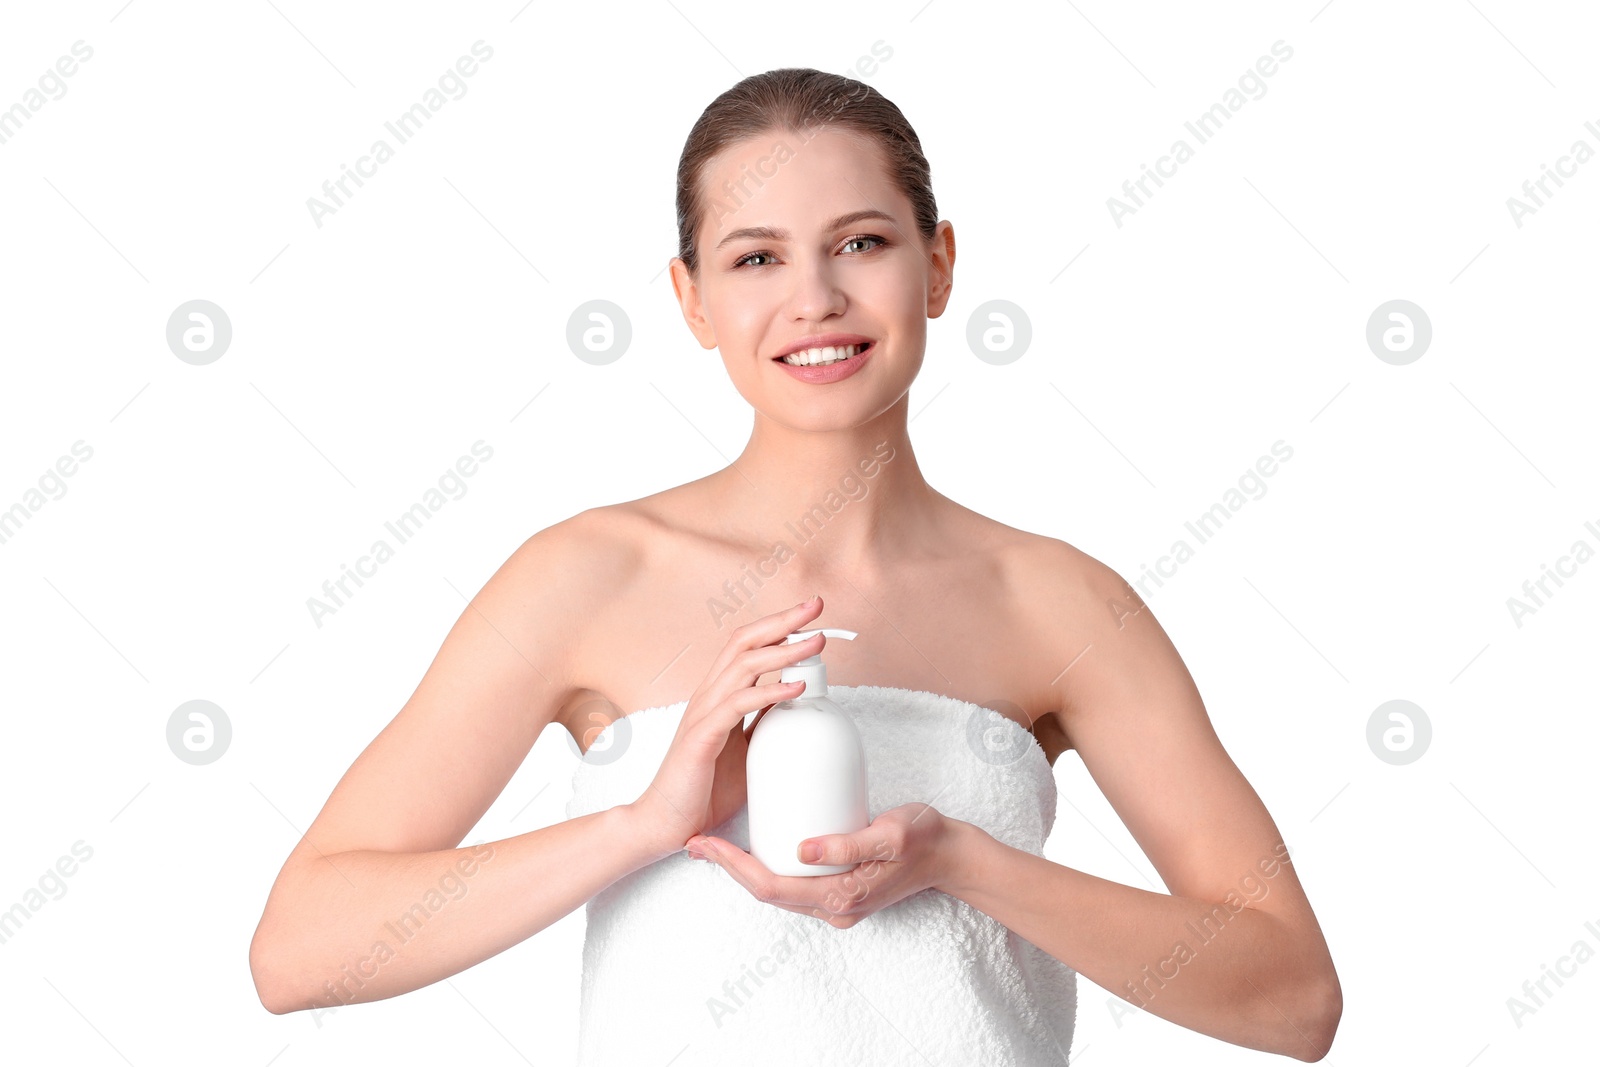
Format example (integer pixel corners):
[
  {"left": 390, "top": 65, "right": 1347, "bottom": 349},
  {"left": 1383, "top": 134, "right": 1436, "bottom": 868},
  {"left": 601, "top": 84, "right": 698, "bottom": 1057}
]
[{"left": 773, "top": 341, "right": 874, "bottom": 383}]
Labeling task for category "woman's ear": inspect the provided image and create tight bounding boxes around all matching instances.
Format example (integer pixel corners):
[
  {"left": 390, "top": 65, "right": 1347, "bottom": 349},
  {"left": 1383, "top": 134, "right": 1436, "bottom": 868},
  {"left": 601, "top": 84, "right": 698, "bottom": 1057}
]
[
  {"left": 925, "top": 220, "right": 956, "bottom": 319},
  {"left": 670, "top": 257, "right": 719, "bottom": 349}
]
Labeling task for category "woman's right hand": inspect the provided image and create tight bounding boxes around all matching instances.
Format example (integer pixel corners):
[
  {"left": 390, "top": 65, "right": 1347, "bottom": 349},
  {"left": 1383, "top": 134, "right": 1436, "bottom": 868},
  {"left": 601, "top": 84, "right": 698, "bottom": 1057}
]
[{"left": 628, "top": 595, "right": 827, "bottom": 857}]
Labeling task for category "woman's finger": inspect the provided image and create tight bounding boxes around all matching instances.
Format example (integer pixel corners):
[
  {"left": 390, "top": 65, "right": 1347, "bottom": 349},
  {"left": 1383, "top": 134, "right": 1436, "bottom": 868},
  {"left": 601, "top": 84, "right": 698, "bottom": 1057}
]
[
  {"left": 700, "top": 597, "right": 823, "bottom": 693},
  {"left": 690, "top": 836, "right": 853, "bottom": 909},
  {"left": 681, "top": 634, "right": 822, "bottom": 743},
  {"left": 691, "top": 679, "right": 806, "bottom": 744}
]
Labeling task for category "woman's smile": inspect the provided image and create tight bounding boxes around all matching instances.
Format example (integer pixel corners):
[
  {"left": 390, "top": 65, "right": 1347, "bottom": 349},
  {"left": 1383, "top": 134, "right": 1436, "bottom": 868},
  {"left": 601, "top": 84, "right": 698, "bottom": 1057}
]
[
  {"left": 772, "top": 339, "right": 875, "bottom": 383},
  {"left": 771, "top": 335, "right": 876, "bottom": 385}
]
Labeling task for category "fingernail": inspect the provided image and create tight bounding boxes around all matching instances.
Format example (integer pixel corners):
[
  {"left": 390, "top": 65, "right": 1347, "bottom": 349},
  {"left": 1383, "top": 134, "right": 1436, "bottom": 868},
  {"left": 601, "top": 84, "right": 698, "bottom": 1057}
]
[{"left": 799, "top": 841, "right": 821, "bottom": 862}]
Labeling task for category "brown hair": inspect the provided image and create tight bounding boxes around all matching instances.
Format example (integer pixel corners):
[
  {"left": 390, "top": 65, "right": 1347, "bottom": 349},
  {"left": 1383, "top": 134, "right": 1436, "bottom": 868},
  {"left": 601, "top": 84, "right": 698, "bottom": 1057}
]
[{"left": 674, "top": 68, "right": 938, "bottom": 275}]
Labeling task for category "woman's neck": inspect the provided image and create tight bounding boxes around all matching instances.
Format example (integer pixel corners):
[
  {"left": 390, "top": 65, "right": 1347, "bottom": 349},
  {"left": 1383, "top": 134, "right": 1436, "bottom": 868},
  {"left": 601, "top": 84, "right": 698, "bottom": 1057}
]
[{"left": 701, "top": 405, "right": 946, "bottom": 575}]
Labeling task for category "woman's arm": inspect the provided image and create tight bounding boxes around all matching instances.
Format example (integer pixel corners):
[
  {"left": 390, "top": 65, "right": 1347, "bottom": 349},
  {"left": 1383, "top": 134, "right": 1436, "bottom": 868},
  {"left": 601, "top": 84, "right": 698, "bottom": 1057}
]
[
  {"left": 248, "top": 512, "right": 674, "bottom": 1015},
  {"left": 939, "top": 825, "right": 1334, "bottom": 1060},
  {"left": 252, "top": 808, "right": 669, "bottom": 1016},
  {"left": 947, "top": 545, "right": 1341, "bottom": 1060}
]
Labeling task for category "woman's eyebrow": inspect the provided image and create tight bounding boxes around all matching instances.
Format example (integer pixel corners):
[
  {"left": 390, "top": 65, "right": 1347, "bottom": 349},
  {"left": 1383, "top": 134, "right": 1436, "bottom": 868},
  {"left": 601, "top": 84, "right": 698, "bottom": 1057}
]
[{"left": 714, "top": 209, "right": 898, "bottom": 250}]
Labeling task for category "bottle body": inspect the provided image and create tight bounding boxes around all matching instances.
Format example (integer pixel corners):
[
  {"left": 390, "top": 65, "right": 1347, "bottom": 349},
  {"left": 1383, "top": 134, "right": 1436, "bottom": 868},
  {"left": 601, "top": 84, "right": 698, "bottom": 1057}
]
[{"left": 746, "top": 696, "right": 869, "bottom": 876}]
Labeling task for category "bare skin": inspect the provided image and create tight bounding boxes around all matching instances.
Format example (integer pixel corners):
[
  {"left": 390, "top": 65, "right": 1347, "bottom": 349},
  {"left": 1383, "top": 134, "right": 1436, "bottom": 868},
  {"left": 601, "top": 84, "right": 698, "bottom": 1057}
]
[
  {"left": 249, "top": 119, "right": 1338, "bottom": 1059},
  {"left": 555, "top": 484, "right": 1077, "bottom": 768}
]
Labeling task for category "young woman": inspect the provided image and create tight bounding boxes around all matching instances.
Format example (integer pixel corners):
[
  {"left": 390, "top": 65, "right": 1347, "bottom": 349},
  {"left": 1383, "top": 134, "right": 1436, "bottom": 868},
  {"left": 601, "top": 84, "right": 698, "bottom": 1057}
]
[{"left": 250, "top": 68, "right": 1341, "bottom": 1063}]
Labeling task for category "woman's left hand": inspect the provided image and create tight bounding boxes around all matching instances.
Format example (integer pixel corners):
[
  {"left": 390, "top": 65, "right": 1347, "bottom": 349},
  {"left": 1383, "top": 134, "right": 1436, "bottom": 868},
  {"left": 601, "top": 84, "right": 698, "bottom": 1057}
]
[{"left": 685, "top": 803, "right": 960, "bottom": 928}]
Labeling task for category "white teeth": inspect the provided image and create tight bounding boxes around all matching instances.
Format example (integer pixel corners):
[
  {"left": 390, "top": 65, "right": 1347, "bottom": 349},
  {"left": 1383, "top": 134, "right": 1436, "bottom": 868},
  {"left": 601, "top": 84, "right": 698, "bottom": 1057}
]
[{"left": 781, "top": 343, "right": 868, "bottom": 366}]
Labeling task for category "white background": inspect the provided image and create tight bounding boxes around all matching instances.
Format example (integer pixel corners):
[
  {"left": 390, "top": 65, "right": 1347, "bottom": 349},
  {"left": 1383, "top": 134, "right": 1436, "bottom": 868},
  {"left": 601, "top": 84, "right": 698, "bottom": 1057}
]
[{"left": 2, "top": 0, "right": 1596, "bottom": 1063}]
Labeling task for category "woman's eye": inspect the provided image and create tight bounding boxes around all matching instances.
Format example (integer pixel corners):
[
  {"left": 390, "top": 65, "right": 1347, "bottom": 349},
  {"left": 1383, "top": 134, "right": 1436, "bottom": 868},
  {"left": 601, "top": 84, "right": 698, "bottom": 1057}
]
[
  {"left": 733, "top": 235, "right": 885, "bottom": 269},
  {"left": 842, "top": 235, "right": 886, "bottom": 254}
]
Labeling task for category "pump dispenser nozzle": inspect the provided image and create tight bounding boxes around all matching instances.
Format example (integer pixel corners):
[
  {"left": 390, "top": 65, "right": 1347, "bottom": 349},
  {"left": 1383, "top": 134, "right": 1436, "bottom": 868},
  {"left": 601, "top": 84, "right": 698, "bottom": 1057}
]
[{"left": 781, "top": 628, "right": 856, "bottom": 700}]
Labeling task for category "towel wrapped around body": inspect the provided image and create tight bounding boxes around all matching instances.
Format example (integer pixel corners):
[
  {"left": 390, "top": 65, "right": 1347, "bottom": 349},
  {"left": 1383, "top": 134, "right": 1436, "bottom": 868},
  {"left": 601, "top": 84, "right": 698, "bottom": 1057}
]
[{"left": 564, "top": 684, "right": 1077, "bottom": 1065}]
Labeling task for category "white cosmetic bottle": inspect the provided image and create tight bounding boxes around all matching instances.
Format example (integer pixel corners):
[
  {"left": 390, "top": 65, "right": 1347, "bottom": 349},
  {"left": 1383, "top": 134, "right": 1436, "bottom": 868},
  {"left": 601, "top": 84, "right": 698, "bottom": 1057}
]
[{"left": 746, "top": 627, "right": 869, "bottom": 876}]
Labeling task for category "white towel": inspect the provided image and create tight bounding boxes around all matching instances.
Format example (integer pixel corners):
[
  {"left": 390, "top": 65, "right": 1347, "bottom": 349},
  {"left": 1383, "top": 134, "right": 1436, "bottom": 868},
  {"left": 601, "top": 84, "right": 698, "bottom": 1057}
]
[{"left": 565, "top": 684, "right": 1077, "bottom": 1065}]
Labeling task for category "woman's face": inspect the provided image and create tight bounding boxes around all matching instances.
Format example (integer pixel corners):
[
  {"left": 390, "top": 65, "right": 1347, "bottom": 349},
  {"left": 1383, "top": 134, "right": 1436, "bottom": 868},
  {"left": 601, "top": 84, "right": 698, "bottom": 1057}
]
[{"left": 671, "top": 125, "right": 954, "bottom": 429}]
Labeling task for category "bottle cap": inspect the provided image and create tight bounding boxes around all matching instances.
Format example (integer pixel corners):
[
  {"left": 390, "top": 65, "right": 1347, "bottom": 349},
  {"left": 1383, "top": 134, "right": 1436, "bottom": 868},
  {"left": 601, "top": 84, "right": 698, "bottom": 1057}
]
[{"left": 780, "top": 628, "right": 856, "bottom": 699}]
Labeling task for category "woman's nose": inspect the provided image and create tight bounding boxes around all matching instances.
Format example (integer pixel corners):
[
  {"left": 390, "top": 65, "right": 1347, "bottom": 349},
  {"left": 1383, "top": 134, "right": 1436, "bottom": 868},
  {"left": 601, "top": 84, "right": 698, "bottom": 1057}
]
[{"left": 784, "top": 257, "right": 847, "bottom": 323}]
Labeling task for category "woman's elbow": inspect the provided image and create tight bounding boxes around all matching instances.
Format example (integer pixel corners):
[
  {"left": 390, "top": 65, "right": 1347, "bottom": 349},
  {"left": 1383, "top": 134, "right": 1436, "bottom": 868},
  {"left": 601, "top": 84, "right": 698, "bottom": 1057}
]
[
  {"left": 1291, "top": 970, "right": 1342, "bottom": 1062},
  {"left": 249, "top": 926, "right": 302, "bottom": 1016}
]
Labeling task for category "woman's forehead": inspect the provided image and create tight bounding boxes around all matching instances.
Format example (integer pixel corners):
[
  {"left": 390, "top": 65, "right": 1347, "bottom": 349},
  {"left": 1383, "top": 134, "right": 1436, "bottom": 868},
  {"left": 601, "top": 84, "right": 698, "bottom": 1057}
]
[{"left": 698, "top": 129, "right": 900, "bottom": 239}]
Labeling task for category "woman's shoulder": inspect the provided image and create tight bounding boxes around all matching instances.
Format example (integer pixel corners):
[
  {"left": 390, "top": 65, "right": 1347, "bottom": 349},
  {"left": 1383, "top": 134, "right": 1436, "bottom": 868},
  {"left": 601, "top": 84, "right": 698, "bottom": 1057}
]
[
  {"left": 945, "top": 508, "right": 1141, "bottom": 651},
  {"left": 515, "top": 500, "right": 663, "bottom": 579},
  {"left": 939, "top": 500, "right": 1119, "bottom": 592},
  {"left": 1010, "top": 528, "right": 1122, "bottom": 594},
  {"left": 509, "top": 493, "right": 712, "bottom": 613},
  {"left": 569, "top": 492, "right": 702, "bottom": 557},
  {"left": 497, "top": 501, "right": 678, "bottom": 712}
]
